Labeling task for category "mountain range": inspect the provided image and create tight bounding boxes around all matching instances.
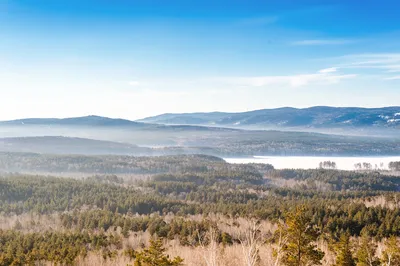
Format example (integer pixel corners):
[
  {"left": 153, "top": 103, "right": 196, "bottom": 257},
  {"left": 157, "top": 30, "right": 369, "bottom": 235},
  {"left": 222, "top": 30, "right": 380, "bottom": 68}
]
[
  {"left": 0, "top": 115, "right": 237, "bottom": 132},
  {"left": 138, "top": 106, "right": 400, "bottom": 129},
  {"left": 2, "top": 107, "right": 400, "bottom": 130},
  {"left": 2, "top": 107, "right": 400, "bottom": 156}
]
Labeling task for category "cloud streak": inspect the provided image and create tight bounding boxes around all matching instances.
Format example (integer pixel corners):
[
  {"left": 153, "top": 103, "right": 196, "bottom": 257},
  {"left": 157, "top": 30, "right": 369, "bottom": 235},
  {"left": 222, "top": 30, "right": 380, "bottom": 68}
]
[
  {"left": 318, "top": 67, "right": 338, "bottom": 73},
  {"left": 217, "top": 68, "right": 356, "bottom": 88},
  {"left": 384, "top": 75, "right": 400, "bottom": 80},
  {"left": 337, "top": 53, "right": 400, "bottom": 80}
]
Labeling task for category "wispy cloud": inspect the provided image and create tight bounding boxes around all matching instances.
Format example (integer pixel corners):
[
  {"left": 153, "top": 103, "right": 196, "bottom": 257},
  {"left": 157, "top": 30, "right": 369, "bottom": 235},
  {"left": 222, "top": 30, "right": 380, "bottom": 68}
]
[
  {"left": 337, "top": 53, "right": 400, "bottom": 79},
  {"left": 217, "top": 68, "right": 356, "bottom": 88},
  {"left": 291, "top": 39, "right": 354, "bottom": 46},
  {"left": 318, "top": 67, "right": 338, "bottom": 73},
  {"left": 343, "top": 53, "right": 400, "bottom": 66},
  {"left": 384, "top": 75, "right": 400, "bottom": 80}
]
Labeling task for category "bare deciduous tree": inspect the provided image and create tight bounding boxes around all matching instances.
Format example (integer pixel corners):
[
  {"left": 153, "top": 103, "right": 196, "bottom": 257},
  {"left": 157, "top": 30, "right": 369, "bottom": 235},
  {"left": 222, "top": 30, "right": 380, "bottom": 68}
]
[
  {"left": 198, "top": 227, "right": 220, "bottom": 266},
  {"left": 239, "top": 220, "right": 263, "bottom": 266}
]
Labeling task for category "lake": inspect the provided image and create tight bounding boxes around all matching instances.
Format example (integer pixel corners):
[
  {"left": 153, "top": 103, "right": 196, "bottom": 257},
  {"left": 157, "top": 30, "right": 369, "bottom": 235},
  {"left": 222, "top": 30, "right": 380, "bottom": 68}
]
[{"left": 224, "top": 156, "right": 400, "bottom": 170}]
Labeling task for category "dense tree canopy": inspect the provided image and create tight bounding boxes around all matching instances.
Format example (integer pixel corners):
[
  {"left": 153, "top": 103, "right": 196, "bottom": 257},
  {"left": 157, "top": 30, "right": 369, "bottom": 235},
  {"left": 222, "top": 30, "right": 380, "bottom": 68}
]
[{"left": 1, "top": 153, "right": 400, "bottom": 265}]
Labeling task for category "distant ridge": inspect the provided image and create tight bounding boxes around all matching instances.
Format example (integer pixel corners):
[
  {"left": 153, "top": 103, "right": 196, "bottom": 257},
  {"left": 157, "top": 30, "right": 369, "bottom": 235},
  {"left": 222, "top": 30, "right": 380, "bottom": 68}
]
[
  {"left": 2, "top": 106, "right": 400, "bottom": 132},
  {"left": 0, "top": 136, "right": 152, "bottom": 155},
  {"left": 0, "top": 115, "right": 239, "bottom": 132},
  {"left": 0, "top": 115, "right": 144, "bottom": 127},
  {"left": 137, "top": 106, "right": 400, "bottom": 129}
]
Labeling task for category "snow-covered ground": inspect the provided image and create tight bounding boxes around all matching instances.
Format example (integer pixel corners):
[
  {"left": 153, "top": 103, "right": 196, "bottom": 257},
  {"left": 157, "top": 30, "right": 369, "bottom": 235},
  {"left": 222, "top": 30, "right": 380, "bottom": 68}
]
[{"left": 224, "top": 156, "right": 400, "bottom": 170}]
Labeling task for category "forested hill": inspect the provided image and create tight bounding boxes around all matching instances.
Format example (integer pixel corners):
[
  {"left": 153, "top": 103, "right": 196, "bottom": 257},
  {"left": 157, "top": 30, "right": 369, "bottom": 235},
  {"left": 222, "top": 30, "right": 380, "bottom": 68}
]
[
  {"left": 2, "top": 132, "right": 400, "bottom": 157},
  {"left": 0, "top": 115, "right": 237, "bottom": 132},
  {"left": 0, "top": 115, "right": 145, "bottom": 127},
  {"left": 138, "top": 106, "right": 400, "bottom": 129},
  {"left": 0, "top": 137, "right": 153, "bottom": 155}
]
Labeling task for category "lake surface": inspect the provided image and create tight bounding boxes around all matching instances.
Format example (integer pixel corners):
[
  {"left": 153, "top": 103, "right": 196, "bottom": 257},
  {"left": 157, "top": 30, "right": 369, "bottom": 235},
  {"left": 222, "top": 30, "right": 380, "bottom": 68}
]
[{"left": 224, "top": 156, "right": 400, "bottom": 170}]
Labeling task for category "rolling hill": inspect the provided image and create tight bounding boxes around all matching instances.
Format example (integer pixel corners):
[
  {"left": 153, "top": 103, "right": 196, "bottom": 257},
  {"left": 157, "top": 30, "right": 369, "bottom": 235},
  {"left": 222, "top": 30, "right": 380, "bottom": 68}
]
[
  {"left": 1, "top": 110, "right": 400, "bottom": 156},
  {"left": 0, "top": 136, "right": 153, "bottom": 155},
  {"left": 138, "top": 106, "right": 400, "bottom": 129},
  {"left": 0, "top": 115, "right": 146, "bottom": 127},
  {"left": 0, "top": 115, "right": 238, "bottom": 132}
]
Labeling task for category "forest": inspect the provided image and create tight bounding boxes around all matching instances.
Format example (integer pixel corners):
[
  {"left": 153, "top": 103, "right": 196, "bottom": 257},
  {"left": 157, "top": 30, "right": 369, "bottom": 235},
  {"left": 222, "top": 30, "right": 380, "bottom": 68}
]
[
  {"left": 1, "top": 152, "right": 400, "bottom": 265},
  {"left": 3, "top": 128, "right": 400, "bottom": 157}
]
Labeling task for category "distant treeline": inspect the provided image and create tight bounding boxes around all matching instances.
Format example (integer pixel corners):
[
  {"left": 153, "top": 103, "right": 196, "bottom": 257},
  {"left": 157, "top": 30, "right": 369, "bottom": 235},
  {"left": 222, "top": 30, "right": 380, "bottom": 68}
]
[
  {"left": 389, "top": 161, "right": 400, "bottom": 171},
  {"left": 0, "top": 152, "right": 226, "bottom": 174}
]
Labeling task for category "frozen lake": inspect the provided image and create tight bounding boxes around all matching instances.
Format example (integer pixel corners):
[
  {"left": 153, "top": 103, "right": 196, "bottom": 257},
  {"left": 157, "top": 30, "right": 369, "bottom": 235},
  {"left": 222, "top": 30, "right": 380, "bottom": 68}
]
[{"left": 224, "top": 156, "right": 400, "bottom": 170}]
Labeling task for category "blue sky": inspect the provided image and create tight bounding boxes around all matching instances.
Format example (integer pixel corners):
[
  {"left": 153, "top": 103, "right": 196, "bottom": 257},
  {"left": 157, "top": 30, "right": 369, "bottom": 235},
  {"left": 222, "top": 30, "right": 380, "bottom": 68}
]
[{"left": 1, "top": 0, "right": 400, "bottom": 120}]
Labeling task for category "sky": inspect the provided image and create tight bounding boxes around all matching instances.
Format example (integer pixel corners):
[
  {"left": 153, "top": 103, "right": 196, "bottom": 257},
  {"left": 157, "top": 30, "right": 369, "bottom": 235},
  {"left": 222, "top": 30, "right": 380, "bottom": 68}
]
[{"left": 1, "top": 0, "right": 400, "bottom": 120}]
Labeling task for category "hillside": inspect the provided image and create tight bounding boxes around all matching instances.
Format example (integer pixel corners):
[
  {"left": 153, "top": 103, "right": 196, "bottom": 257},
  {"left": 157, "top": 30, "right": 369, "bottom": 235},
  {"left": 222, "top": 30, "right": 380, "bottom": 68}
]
[
  {"left": 1, "top": 112, "right": 400, "bottom": 156},
  {"left": 1, "top": 131, "right": 400, "bottom": 157},
  {"left": 0, "top": 115, "right": 147, "bottom": 127},
  {"left": 0, "top": 136, "right": 153, "bottom": 155},
  {"left": 138, "top": 106, "right": 400, "bottom": 129},
  {"left": 0, "top": 115, "right": 239, "bottom": 133}
]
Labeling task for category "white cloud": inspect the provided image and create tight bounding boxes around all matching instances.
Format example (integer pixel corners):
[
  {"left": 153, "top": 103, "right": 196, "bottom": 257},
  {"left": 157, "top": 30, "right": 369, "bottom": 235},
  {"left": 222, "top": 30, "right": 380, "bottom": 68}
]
[
  {"left": 128, "top": 81, "right": 140, "bottom": 87},
  {"left": 384, "top": 76, "right": 400, "bottom": 80},
  {"left": 385, "top": 65, "right": 400, "bottom": 73},
  {"left": 217, "top": 68, "right": 355, "bottom": 88},
  {"left": 336, "top": 53, "right": 400, "bottom": 79},
  {"left": 291, "top": 39, "right": 354, "bottom": 46},
  {"left": 318, "top": 67, "right": 338, "bottom": 73}
]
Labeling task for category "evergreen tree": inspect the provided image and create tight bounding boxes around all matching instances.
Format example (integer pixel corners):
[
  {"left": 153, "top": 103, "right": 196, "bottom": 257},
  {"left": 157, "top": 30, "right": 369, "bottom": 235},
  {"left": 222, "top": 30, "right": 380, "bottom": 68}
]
[
  {"left": 381, "top": 236, "right": 400, "bottom": 266},
  {"left": 134, "top": 238, "right": 183, "bottom": 266},
  {"left": 335, "top": 232, "right": 355, "bottom": 266},
  {"left": 356, "top": 234, "right": 379, "bottom": 266},
  {"left": 281, "top": 205, "right": 324, "bottom": 266}
]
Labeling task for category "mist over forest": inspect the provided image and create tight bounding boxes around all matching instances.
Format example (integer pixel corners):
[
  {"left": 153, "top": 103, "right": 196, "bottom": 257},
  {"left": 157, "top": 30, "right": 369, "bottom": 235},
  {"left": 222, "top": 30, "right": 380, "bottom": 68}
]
[
  {"left": 1, "top": 111, "right": 400, "bottom": 157},
  {"left": 2, "top": 0, "right": 400, "bottom": 264}
]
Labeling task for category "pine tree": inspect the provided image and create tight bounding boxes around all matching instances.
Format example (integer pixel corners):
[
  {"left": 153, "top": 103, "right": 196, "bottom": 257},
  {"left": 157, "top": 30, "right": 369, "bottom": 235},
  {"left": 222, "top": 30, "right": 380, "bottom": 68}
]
[
  {"left": 381, "top": 236, "right": 400, "bottom": 266},
  {"left": 122, "top": 219, "right": 131, "bottom": 238},
  {"left": 134, "top": 238, "right": 183, "bottom": 266},
  {"left": 13, "top": 219, "right": 23, "bottom": 230},
  {"left": 272, "top": 219, "right": 289, "bottom": 266},
  {"left": 281, "top": 205, "right": 324, "bottom": 266},
  {"left": 335, "top": 232, "right": 355, "bottom": 266},
  {"left": 356, "top": 234, "right": 379, "bottom": 266}
]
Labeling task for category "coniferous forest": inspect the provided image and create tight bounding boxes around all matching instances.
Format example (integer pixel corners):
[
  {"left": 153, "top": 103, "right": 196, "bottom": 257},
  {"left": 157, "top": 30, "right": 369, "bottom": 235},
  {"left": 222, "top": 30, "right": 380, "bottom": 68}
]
[{"left": 1, "top": 152, "right": 400, "bottom": 265}]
